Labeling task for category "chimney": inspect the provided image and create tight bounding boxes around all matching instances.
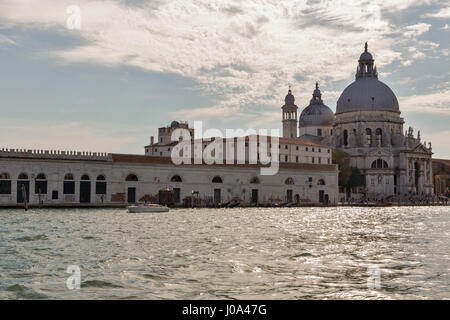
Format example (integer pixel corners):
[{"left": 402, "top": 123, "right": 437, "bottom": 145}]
[{"left": 150, "top": 136, "right": 154, "bottom": 145}]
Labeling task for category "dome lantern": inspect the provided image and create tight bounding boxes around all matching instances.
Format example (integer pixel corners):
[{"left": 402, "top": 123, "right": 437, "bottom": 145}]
[{"left": 356, "top": 42, "right": 377, "bottom": 79}]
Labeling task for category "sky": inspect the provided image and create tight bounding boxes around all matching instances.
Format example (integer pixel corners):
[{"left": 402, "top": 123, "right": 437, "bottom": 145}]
[{"left": 0, "top": 0, "right": 449, "bottom": 158}]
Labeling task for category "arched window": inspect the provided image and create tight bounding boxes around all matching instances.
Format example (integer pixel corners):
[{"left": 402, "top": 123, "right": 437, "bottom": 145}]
[
  {"left": 126, "top": 174, "right": 138, "bottom": 182},
  {"left": 285, "top": 177, "right": 294, "bottom": 185},
  {"left": 96, "top": 175, "right": 107, "bottom": 195},
  {"left": 81, "top": 174, "right": 90, "bottom": 180},
  {"left": 371, "top": 159, "right": 389, "bottom": 169},
  {"left": 18, "top": 173, "right": 29, "bottom": 180},
  {"left": 343, "top": 130, "right": 348, "bottom": 146},
  {"left": 0, "top": 172, "right": 10, "bottom": 179},
  {"left": 35, "top": 173, "right": 47, "bottom": 194},
  {"left": 36, "top": 173, "right": 46, "bottom": 180},
  {"left": 0, "top": 172, "right": 11, "bottom": 195},
  {"left": 212, "top": 176, "right": 223, "bottom": 183},
  {"left": 376, "top": 128, "right": 382, "bottom": 146},
  {"left": 250, "top": 177, "right": 260, "bottom": 184},
  {"left": 317, "top": 179, "right": 326, "bottom": 185},
  {"left": 63, "top": 173, "right": 75, "bottom": 194},
  {"left": 366, "top": 128, "right": 372, "bottom": 146},
  {"left": 171, "top": 175, "right": 182, "bottom": 182}
]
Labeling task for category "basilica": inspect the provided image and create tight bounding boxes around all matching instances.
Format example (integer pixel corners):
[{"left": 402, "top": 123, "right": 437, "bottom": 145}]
[{"left": 283, "top": 43, "right": 434, "bottom": 198}]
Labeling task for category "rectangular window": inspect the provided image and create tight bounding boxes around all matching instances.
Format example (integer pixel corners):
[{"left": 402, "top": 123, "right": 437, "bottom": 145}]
[
  {"left": 296, "top": 146, "right": 299, "bottom": 151},
  {"left": 328, "top": 158, "right": 330, "bottom": 164},
  {"left": 312, "top": 157, "right": 315, "bottom": 163},
  {"left": 0, "top": 181, "right": 11, "bottom": 194},
  {"left": 35, "top": 181, "right": 47, "bottom": 194},
  {"left": 312, "top": 147, "right": 315, "bottom": 152},
  {"left": 308, "top": 177, "right": 312, "bottom": 182},
  {"left": 285, "top": 155, "right": 288, "bottom": 162},
  {"left": 296, "top": 156, "right": 299, "bottom": 162},
  {"left": 306, "top": 147, "right": 309, "bottom": 151},
  {"left": 317, "top": 129, "right": 322, "bottom": 136},
  {"left": 319, "top": 148, "right": 321, "bottom": 152},
  {"left": 285, "top": 145, "right": 288, "bottom": 149},
  {"left": 52, "top": 190, "right": 58, "bottom": 200},
  {"left": 63, "top": 181, "right": 75, "bottom": 194},
  {"left": 319, "top": 158, "right": 321, "bottom": 164},
  {"left": 96, "top": 182, "right": 107, "bottom": 195}
]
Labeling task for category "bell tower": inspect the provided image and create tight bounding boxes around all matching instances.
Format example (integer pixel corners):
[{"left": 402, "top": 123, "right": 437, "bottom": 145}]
[{"left": 282, "top": 87, "right": 298, "bottom": 138}]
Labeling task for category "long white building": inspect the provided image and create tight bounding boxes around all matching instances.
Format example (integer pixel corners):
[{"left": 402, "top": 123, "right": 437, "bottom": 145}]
[{"left": 0, "top": 117, "right": 339, "bottom": 208}]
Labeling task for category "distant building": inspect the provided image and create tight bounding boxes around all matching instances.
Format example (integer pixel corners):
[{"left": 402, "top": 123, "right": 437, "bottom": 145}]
[{"left": 432, "top": 159, "right": 450, "bottom": 197}]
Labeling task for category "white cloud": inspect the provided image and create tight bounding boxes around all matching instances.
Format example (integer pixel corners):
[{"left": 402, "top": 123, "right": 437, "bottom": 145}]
[
  {"left": 0, "top": 34, "right": 16, "bottom": 45},
  {"left": 403, "top": 22, "right": 431, "bottom": 37},
  {"left": 442, "top": 23, "right": 450, "bottom": 29},
  {"left": 400, "top": 89, "right": 450, "bottom": 115},
  {"left": 0, "top": 0, "right": 427, "bottom": 119},
  {"left": 423, "top": 6, "right": 450, "bottom": 18}
]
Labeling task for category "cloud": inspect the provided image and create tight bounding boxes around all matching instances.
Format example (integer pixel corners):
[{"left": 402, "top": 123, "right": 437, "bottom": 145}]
[
  {"left": 403, "top": 22, "right": 431, "bottom": 37},
  {"left": 0, "top": 0, "right": 427, "bottom": 118},
  {"left": 0, "top": 34, "right": 16, "bottom": 45},
  {"left": 400, "top": 89, "right": 450, "bottom": 115},
  {"left": 442, "top": 23, "right": 450, "bottom": 29},
  {"left": 422, "top": 6, "right": 450, "bottom": 18}
]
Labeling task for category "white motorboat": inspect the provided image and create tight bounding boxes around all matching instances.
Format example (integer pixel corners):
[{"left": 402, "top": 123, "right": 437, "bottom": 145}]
[{"left": 127, "top": 204, "right": 170, "bottom": 213}]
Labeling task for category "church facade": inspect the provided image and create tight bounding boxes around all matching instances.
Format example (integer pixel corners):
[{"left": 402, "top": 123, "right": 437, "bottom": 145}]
[{"left": 288, "top": 43, "right": 434, "bottom": 198}]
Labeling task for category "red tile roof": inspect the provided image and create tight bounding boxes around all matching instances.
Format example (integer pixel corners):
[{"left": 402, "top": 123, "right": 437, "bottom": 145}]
[{"left": 111, "top": 154, "right": 337, "bottom": 171}]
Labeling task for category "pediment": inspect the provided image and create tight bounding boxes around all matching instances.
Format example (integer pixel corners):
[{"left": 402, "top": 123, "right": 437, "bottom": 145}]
[
  {"left": 366, "top": 148, "right": 392, "bottom": 157},
  {"left": 411, "top": 143, "right": 431, "bottom": 154}
]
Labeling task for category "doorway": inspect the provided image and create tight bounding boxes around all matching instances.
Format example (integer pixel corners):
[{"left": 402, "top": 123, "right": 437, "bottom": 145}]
[
  {"left": 214, "top": 188, "right": 221, "bottom": 204},
  {"left": 173, "top": 188, "right": 181, "bottom": 204},
  {"left": 80, "top": 181, "right": 91, "bottom": 203},
  {"left": 251, "top": 189, "right": 258, "bottom": 204},
  {"left": 17, "top": 181, "right": 30, "bottom": 203},
  {"left": 128, "top": 187, "right": 136, "bottom": 204},
  {"left": 286, "top": 189, "right": 293, "bottom": 203},
  {"left": 319, "top": 190, "right": 325, "bottom": 203}
]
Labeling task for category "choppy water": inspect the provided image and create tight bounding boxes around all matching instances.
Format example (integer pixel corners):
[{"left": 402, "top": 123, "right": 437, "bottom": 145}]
[{"left": 0, "top": 206, "right": 449, "bottom": 299}]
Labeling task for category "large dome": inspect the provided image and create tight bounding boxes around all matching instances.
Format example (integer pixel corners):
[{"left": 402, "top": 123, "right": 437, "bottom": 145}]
[
  {"left": 336, "top": 43, "right": 399, "bottom": 114},
  {"left": 336, "top": 78, "right": 399, "bottom": 114},
  {"left": 299, "top": 83, "right": 334, "bottom": 126}
]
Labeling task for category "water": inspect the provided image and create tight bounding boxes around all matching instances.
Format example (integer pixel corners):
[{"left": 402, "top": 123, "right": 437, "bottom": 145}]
[{"left": 0, "top": 206, "right": 449, "bottom": 299}]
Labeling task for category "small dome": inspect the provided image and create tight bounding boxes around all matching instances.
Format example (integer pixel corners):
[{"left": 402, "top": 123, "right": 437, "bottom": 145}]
[
  {"left": 170, "top": 121, "right": 180, "bottom": 128},
  {"left": 359, "top": 51, "right": 373, "bottom": 61},
  {"left": 285, "top": 89, "right": 295, "bottom": 105},
  {"left": 359, "top": 42, "right": 373, "bottom": 60},
  {"left": 299, "top": 104, "right": 334, "bottom": 126},
  {"left": 299, "top": 83, "right": 334, "bottom": 126}
]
